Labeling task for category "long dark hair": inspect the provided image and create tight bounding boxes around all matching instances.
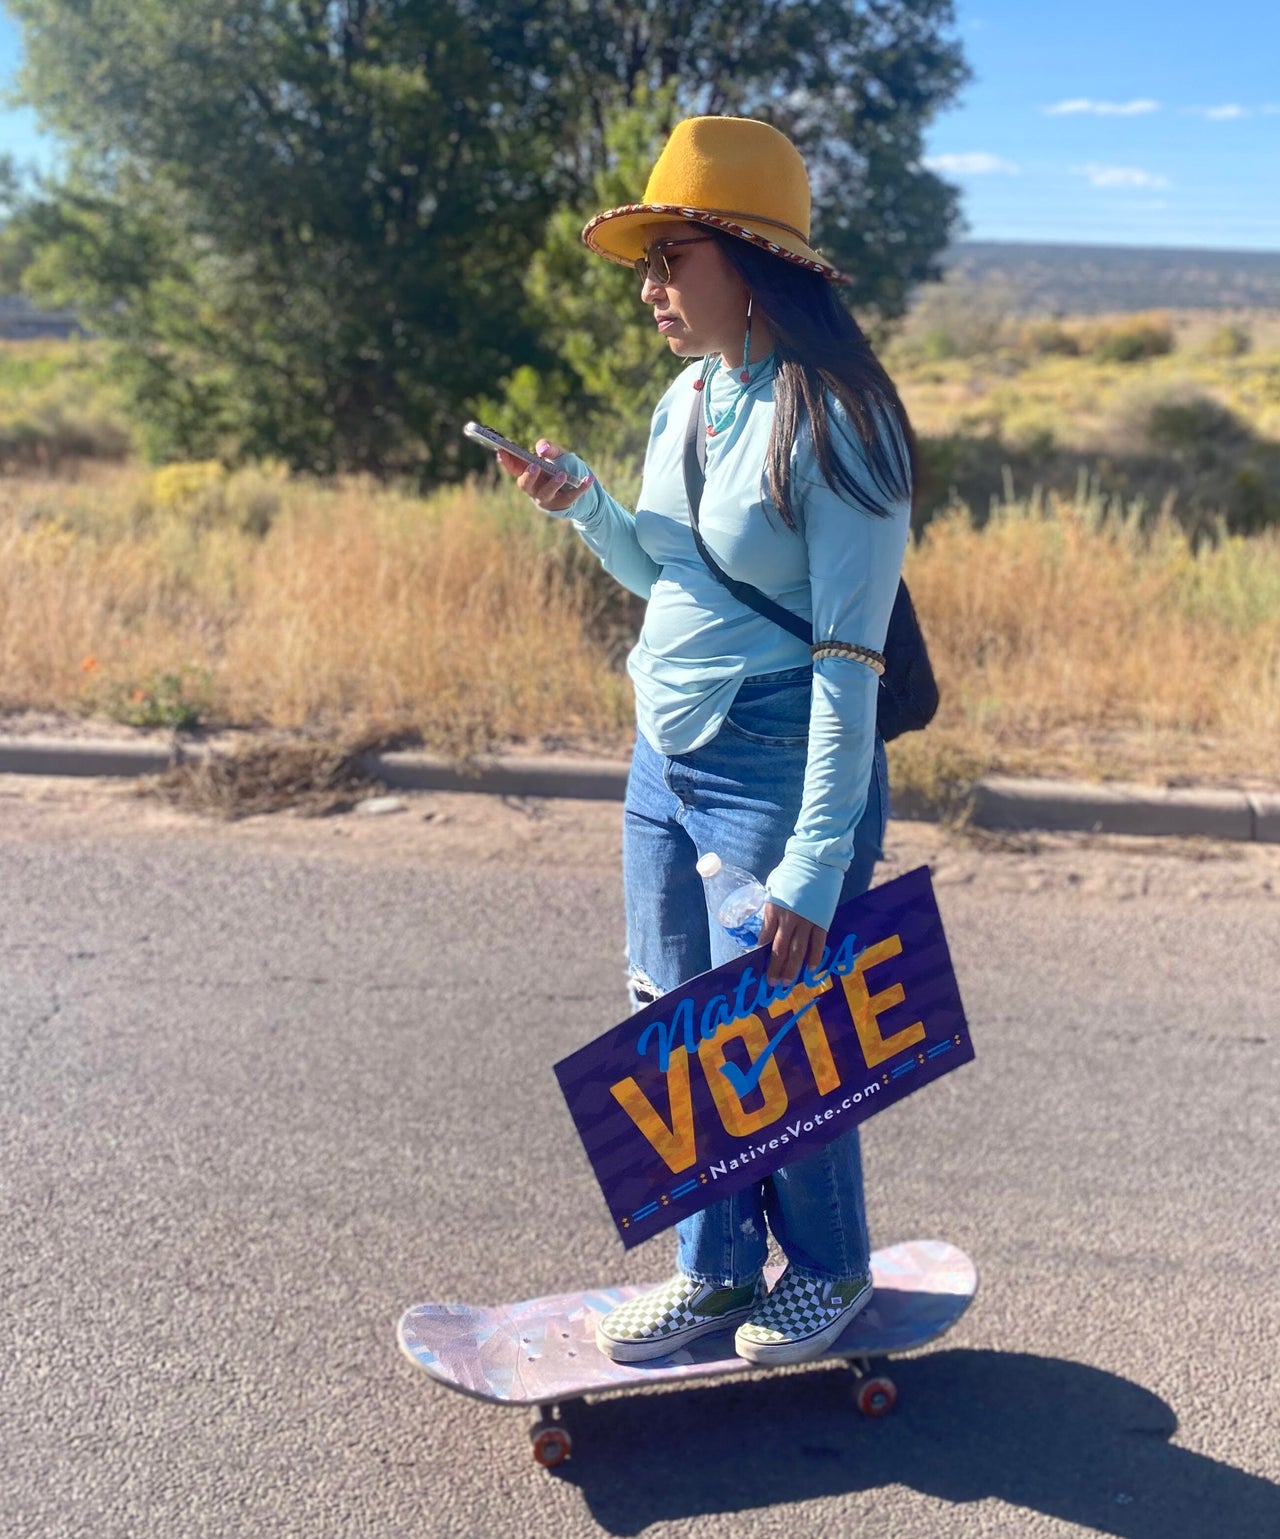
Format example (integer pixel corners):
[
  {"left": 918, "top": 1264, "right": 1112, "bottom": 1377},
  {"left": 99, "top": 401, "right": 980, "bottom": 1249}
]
[{"left": 712, "top": 232, "right": 917, "bottom": 529}]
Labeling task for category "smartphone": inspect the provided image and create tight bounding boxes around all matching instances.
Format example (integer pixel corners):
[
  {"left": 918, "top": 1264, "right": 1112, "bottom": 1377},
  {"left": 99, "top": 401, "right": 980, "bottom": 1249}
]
[{"left": 462, "top": 420, "right": 586, "bottom": 487}]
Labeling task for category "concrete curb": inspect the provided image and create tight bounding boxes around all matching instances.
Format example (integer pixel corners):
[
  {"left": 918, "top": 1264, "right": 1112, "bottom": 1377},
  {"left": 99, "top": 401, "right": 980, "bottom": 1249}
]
[
  {"left": 0, "top": 736, "right": 177, "bottom": 778},
  {"left": 365, "top": 749, "right": 630, "bottom": 802},
  {"left": 968, "top": 776, "right": 1277, "bottom": 844},
  {"left": 1, "top": 734, "right": 1276, "bottom": 844}
]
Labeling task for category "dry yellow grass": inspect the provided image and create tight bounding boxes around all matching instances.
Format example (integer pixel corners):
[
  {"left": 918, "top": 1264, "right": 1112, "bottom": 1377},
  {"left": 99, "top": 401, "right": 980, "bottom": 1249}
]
[
  {"left": 1, "top": 459, "right": 1277, "bottom": 791},
  {"left": 0, "top": 465, "right": 633, "bottom": 752},
  {"left": 892, "top": 495, "right": 1280, "bottom": 792}
]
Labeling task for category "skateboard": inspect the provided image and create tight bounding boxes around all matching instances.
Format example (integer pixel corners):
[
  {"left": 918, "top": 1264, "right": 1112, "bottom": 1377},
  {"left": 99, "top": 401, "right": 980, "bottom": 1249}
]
[{"left": 397, "top": 1238, "right": 976, "bottom": 1467}]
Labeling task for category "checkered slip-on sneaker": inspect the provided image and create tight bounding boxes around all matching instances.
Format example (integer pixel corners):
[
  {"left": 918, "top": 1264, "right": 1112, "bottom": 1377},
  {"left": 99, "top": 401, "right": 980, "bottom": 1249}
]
[
  {"left": 734, "top": 1265, "right": 873, "bottom": 1365},
  {"left": 595, "top": 1274, "right": 763, "bottom": 1363}
]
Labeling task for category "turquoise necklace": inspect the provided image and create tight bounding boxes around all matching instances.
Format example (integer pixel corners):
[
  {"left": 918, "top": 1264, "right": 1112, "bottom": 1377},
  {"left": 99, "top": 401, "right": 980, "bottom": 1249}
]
[{"left": 692, "top": 301, "right": 762, "bottom": 438}]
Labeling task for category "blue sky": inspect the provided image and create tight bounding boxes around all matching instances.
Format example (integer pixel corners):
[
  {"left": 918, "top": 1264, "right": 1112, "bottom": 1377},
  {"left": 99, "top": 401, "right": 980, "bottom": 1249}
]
[
  {"left": 925, "top": 0, "right": 1280, "bottom": 249},
  {"left": 0, "top": 6, "right": 47, "bottom": 178},
  {"left": 2, "top": 1, "right": 1278, "bottom": 251}
]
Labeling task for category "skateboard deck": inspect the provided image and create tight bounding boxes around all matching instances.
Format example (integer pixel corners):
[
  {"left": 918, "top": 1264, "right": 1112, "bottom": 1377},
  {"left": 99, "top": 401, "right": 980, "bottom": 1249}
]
[{"left": 399, "top": 1238, "right": 975, "bottom": 1461}]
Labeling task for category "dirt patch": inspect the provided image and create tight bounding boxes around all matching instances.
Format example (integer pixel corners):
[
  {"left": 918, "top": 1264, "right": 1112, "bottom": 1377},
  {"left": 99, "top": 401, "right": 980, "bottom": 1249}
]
[{"left": 148, "top": 740, "right": 380, "bottom": 819}]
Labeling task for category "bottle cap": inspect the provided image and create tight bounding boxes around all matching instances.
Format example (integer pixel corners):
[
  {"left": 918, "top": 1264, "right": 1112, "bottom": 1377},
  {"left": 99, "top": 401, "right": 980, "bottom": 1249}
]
[{"left": 695, "top": 852, "right": 723, "bottom": 879}]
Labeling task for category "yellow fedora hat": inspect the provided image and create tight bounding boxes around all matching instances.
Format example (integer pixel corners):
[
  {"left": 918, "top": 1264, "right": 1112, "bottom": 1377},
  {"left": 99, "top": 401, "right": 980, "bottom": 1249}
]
[{"left": 582, "top": 116, "right": 850, "bottom": 284}]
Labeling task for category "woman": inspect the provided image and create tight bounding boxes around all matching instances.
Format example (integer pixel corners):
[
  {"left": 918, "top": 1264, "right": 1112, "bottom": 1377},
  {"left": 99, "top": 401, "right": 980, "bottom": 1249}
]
[{"left": 498, "top": 117, "right": 915, "bottom": 1366}]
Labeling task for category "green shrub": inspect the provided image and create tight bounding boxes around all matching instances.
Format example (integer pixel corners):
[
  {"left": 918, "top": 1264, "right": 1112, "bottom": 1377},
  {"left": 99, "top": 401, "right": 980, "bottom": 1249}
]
[
  {"left": 904, "top": 275, "right": 1015, "bottom": 359},
  {"left": 134, "top": 460, "right": 283, "bottom": 537},
  {"left": 92, "top": 665, "right": 212, "bottom": 731},
  {"left": 919, "top": 328, "right": 957, "bottom": 361},
  {"left": 0, "top": 400, "right": 132, "bottom": 469},
  {"left": 1087, "top": 314, "right": 1175, "bottom": 363},
  {"left": 1001, "top": 406, "right": 1058, "bottom": 457},
  {"left": 1229, "top": 465, "right": 1279, "bottom": 535},
  {"left": 1204, "top": 323, "right": 1252, "bottom": 359},
  {"left": 1145, "top": 393, "right": 1246, "bottom": 453},
  {"left": 0, "top": 341, "right": 133, "bottom": 469},
  {"left": 1018, "top": 320, "right": 1080, "bottom": 356}
]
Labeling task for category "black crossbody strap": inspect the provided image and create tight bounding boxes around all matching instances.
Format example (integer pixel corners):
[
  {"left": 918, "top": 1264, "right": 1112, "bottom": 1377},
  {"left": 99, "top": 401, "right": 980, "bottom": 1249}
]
[
  {"left": 682, "top": 390, "right": 813, "bottom": 646},
  {"left": 680, "top": 384, "right": 940, "bottom": 741}
]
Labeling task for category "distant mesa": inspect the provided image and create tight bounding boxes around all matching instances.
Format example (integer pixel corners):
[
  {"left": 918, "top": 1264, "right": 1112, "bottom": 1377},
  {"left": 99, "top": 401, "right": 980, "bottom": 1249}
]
[
  {"left": 4, "top": 241, "right": 1280, "bottom": 334},
  {"left": 942, "top": 240, "right": 1280, "bottom": 315}
]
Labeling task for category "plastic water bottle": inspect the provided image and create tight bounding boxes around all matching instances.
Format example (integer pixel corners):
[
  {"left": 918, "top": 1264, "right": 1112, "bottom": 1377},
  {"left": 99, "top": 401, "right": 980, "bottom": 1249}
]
[{"left": 696, "top": 852, "right": 768, "bottom": 948}]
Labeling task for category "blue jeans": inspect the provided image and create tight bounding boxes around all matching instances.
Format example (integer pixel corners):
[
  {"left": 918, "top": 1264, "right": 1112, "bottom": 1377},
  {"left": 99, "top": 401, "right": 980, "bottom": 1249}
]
[{"left": 623, "top": 665, "right": 889, "bottom": 1288}]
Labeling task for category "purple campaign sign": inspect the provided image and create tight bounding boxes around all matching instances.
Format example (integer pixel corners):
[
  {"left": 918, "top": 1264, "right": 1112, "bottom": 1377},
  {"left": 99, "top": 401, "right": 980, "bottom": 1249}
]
[{"left": 555, "top": 865, "right": 973, "bottom": 1250}]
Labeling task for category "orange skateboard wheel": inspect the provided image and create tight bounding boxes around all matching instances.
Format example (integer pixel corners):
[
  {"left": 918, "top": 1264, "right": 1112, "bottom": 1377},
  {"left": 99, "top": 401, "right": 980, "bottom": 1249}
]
[{"left": 856, "top": 1375, "right": 897, "bottom": 1417}]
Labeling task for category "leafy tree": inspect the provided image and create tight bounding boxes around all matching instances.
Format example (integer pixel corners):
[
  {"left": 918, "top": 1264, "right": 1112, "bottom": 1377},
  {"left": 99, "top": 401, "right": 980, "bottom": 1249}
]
[
  {"left": 4, "top": 1, "right": 967, "bottom": 479},
  {"left": 0, "top": 157, "right": 33, "bottom": 290},
  {"left": 476, "top": 89, "right": 677, "bottom": 465},
  {"left": 5, "top": 0, "right": 573, "bottom": 476},
  {"left": 490, "top": 2, "right": 969, "bottom": 460},
  {"left": 544, "top": 0, "right": 969, "bottom": 315}
]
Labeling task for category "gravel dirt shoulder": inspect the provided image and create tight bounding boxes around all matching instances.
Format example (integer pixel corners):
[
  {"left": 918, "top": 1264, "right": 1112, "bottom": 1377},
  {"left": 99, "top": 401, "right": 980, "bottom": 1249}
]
[{"left": 4, "top": 772, "right": 1279, "bottom": 903}]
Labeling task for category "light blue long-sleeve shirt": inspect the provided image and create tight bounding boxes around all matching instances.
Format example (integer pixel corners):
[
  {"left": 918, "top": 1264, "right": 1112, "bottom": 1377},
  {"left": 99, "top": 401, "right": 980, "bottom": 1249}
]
[{"left": 551, "top": 354, "right": 910, "bottom": 931}]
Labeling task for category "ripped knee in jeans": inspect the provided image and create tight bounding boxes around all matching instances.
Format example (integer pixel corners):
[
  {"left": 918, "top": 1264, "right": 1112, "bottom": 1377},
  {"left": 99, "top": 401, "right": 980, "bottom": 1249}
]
[{"left": 627, "top": 963, "right": 664, "bottom": 1014}]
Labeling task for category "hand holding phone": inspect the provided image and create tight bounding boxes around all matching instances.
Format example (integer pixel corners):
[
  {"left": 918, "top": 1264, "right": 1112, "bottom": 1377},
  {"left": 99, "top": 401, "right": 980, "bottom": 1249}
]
[{"left": 462, "top": 421, "right": 588, "bottom": 489}]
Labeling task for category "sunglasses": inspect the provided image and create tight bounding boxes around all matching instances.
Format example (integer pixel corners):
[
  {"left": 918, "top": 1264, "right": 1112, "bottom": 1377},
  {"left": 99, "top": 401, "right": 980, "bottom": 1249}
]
[{"left": 634, "top": 236, "right": 713, "bottom": 286}]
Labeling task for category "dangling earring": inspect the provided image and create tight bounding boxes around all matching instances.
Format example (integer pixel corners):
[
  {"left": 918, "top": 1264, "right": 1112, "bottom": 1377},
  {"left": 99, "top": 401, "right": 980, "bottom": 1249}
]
[
  {"left": 739, "top": 296, "right": 753, "bottom": 384},
  {"left": 702, "top": 296, "right": 758, "bottom": 439}
]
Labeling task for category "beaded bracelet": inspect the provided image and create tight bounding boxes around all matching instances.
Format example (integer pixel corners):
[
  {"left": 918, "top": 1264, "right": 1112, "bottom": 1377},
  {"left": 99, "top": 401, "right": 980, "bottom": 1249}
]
[{"left": 810, "top": 639, "right": 886, "bottom": 675}]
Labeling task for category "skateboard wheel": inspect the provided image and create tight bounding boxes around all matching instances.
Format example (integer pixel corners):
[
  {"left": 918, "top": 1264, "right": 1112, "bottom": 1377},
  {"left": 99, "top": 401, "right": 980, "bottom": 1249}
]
[
  {"left": 530, "top": 1425, "right": 572, "bottom": 1468},
  {"left": 856, "top": 1375, "right": 897, "bottom": 1417}
]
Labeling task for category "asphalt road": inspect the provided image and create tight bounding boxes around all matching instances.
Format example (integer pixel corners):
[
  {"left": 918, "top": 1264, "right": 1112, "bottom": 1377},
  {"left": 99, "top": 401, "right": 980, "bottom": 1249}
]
[{"left": 2, "top": 782, "right": 1278, "bottom": 1539}]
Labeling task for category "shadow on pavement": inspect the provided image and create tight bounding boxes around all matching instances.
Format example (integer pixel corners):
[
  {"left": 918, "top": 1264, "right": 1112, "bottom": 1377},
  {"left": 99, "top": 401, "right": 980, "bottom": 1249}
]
[{"left": 553, "top": 1349, "right": 1279, "bottom": 1537}]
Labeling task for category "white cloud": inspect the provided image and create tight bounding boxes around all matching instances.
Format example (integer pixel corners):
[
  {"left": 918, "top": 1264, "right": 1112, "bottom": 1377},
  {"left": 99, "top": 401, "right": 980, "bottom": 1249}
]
[
  {"left": 1073, "top": 163, "right": 1171, "bottom": 189},
  {"left": 1264, "top": 104, "right": 1280, "bottom": 115},
  {"left": 1045, "top": 98, "right": 1160, "bottom": 116},
  {"left": 924, "top": 152, "right": 1020, "bottom": 176},
  {"left": 1189, "top": 104, "right": 1249, "bottom": 119}
]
